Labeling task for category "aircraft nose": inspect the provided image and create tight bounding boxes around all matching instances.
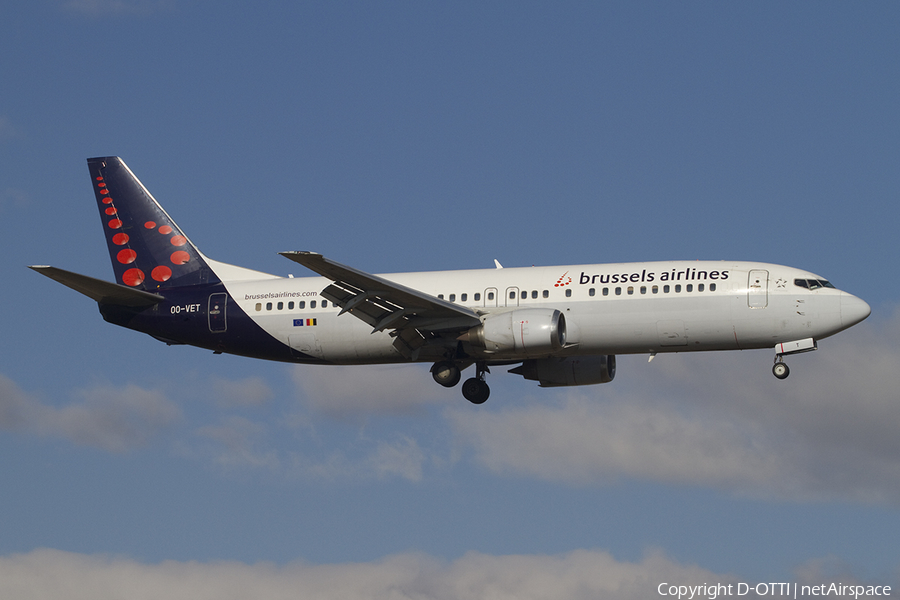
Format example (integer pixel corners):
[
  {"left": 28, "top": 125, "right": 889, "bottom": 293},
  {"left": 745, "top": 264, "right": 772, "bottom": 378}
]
[{"left": 840, "top": 292, "right": 871, "bottom": 328}]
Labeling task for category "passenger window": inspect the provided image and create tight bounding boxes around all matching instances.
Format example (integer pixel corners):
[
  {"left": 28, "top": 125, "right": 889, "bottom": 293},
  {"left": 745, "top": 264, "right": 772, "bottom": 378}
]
[
  {"left": 521, "top": 291, "right": 527, "bottom": 300},
  {"left": 509, "top": 291, "right": 516, "bottom": 300},
  {"left": 686, "top": 284, "right": 693, "bottom": 292},
  {"left": 475, "top": 293, "right": 482, "bottom": 301},
  {"left": 627, "top": 286, "right": 634, "bottom": 295},
  {"left": 589, "top": 288, "right": 595, "bottom": 297},
  {"left": 299, "top": 301, "right": 305, "bottom": 309},
  {"left": 255, "top": 303, "right": 262, "bottom": 311},
  {"left": 602, "top": 288, "right": 609, "bottom": 296},
  {"left": 461, "top": 293, "right": 467, "bottom": 302},
  {"left": 698, "top": 284, "right": 704, "bottom": 292},
  {"left": 322, "top": 300, "right": 328, "bottom": 308},
  {"left": 675, "top": 285, "right": 682, "bottom": 293},
  {"left": 664, "top": 285, "right": 670, "bottom": 293},
  {"left": 565, "top": 289, "right": 572, "bottom": 297},
  {"left": 277, "top": 301, "right": 284, "bottom": 310},
  {"left": 531, "top": 290, "right": 538, "bottom": 299},
  {"left": 288, "top": 301, "right": 294, "bottom": 310},
  {"left": 487, "top": 292, "right": 494, "bottom": 300},
  {"left": 640, "top": 286, "right": 647, "bottom": 294},
  {"left": 438, "top": 294, "right": 444, "bottom": 299},
  {"left": 652, "top": 285, "right": 658, "bottom": 294},
  {"left": 615, "top": 287, "right": 622, "bottom": 296},
  {"left": 310, "top": 300, "right": 316, "bottom": 308},
  {"left": 266, "top": 302, "right": 273, "bottom": 310},
  {"left": 543, "top": 290, "right": 549, "bottom": 298},
  {"left": 449, "top": 294, "right": 456, "bottom": 302},
  {"left": 710, "top": 283, "right": 716, "bottom": 292}
]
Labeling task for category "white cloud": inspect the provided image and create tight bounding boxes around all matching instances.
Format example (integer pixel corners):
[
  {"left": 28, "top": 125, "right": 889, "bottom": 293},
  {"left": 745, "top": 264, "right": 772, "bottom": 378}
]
[
  {"left": 0, "top": 375, "right": 181, "bottom": 452},
  {"left": 365, "top": 436, "right": 427, "bottom": 481},
  {"left": 448, "top": 308, "right": 900, "bottom": 503},
  {"left": 0, "top": 547, "right": 733, "bottom": 600},
  {"left": 193, "top": 416, "right": 280, "bottom": 471},
  {"left": 209, "top": 375, "right": 273, "bottom": 408}
]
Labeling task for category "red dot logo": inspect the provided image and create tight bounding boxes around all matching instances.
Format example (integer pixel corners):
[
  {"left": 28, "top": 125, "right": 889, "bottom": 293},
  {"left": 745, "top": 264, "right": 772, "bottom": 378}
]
[
  {"left": 151, "top": 266, "right": 172, "bottom": 282},
  {"left": 159, "top": 225, "right": 173, "bottom": 235},
  {"left": 122, "top": 268, "right": 145, "bottom": 286},
  {"left": 100, "top": 189, "right": 109, "bottom": 195},
  {"left": 112, "top": 233, "right": 129, "bottom": 245},
  {"left": 170, "top": 235, "right": 187, "bottom": 246},
  {"left": 103, "top": 197, "right": 113, "bottom": 204},
  {"left": 145, "top": 221, "right": 157, "bottom": 229},
  {"left": 117, "top": 249, "right": 137, "bottom": 264},
  {"left": 108, "top": 218, "right": 123, "bottom": 229},
  {"left": 170, "top": 251, "right": 190, "bottom": 265},
  {"left": 105, "top": 207, "right": 117, "bottom": 216}
]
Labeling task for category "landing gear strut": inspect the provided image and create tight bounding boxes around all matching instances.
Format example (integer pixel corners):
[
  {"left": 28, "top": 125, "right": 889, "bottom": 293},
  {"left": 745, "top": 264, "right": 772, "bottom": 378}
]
[
  {"left": 772, "top": 357, "right": 790, "bottom": 380},
  {"left": 461, "top": 362, "right": 490, "bottom": 404}
]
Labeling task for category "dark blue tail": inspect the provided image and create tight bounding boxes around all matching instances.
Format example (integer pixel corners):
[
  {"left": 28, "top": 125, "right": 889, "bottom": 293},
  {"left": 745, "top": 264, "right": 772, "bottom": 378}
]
[{"left": 88, "top": 157, "right": 220, "bottom": 290}]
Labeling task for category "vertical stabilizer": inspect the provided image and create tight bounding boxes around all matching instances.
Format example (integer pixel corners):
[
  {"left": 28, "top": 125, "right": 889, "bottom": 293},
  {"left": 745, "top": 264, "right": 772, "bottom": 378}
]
[{"left": 88, "top": 157, "right": 220, "bottom": 290}]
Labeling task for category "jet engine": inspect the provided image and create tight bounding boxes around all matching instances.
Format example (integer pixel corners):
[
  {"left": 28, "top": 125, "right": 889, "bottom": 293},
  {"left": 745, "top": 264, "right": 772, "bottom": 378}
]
[
  {"left": 462, "top": 309, "right": 566, "bottom": 357},
  {"left": 509, "top": 355, "right": 616, "bottom": 387}
]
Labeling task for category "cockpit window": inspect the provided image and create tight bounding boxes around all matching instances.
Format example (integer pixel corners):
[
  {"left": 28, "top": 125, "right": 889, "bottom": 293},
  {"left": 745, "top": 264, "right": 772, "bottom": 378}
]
[{"left": 794, "top": 278, "right": 835, "bottom": 290}]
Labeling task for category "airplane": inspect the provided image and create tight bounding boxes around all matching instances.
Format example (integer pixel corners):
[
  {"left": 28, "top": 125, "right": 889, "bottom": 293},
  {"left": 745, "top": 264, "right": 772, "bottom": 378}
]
[{"left": 30, "top": 157, "right": 872, "bottom": 404}]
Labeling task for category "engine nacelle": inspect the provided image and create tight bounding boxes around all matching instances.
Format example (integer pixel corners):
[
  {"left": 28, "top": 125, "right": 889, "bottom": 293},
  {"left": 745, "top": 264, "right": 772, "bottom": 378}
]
[
  {"left": 463, "top": 309, "right": 566, "bottom": 357},
  {"left": 510, "top": 355, "right": 616, "bottom": 387}
]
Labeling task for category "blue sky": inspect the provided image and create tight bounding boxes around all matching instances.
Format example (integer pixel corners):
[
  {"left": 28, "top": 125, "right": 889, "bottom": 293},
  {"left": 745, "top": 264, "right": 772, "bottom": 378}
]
[{"left": 2, "top": 1, "right": 899, "bottom": 597}]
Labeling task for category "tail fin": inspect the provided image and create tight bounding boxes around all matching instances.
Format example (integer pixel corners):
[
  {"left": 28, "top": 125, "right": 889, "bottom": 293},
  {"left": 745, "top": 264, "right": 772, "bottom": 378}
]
[{"left": 88, "top": 157, "right": 219, "bottom": 290}]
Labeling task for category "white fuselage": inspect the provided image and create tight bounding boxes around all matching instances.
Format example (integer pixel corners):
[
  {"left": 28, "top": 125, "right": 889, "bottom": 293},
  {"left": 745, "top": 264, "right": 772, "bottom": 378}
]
[{"left": 219, "top": 260, "right": 866, "bottom": 365}]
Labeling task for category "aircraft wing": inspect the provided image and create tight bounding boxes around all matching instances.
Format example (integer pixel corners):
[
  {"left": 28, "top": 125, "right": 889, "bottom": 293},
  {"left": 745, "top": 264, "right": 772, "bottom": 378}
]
[{"left": 279, "top": 252, "right": 482, "bottom": 337}]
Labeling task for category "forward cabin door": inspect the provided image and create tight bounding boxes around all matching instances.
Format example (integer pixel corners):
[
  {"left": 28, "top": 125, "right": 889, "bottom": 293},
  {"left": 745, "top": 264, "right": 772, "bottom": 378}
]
[{"left": 748, "top": 270, "right": 768, "bottom": 308}]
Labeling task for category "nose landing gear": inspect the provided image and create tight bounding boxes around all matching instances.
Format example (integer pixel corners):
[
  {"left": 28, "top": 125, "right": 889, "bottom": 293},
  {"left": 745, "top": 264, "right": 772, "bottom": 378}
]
[{"left": 772, "top": 358, "right": 790, "bottom": 380}]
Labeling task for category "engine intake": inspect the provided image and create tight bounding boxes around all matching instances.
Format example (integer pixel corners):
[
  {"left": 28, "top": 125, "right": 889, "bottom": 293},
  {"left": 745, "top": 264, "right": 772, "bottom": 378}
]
[{"left": 462, "top": 309, "right": 566, "bottom": 357}]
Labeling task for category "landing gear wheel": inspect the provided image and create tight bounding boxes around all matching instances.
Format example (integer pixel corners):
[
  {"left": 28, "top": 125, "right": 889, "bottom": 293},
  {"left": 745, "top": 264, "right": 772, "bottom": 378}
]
[
  {"left": 432, "top": 361, "right": 461, "bottom": 388},
  {"left": 772, "top": 361, "right": 790, "bottom": 380},
  {"left": 462, "top": 377, "right": 490, "bottom": 404}
]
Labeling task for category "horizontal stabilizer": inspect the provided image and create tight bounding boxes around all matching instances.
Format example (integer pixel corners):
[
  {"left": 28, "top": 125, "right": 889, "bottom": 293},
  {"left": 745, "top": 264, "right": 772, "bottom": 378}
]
[{"left": 29, "top": 266, "right": 164, "bottom": 307}]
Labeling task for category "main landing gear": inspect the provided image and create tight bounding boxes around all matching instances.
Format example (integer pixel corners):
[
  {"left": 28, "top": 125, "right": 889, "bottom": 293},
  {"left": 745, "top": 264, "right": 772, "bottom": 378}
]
[{"left": 431, "top": 360, "right": 490, "bottom": 404}]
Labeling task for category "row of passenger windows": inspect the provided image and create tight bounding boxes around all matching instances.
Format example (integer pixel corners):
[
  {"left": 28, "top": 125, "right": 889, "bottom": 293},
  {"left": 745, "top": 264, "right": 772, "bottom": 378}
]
[
  {"left": 254, "top": 281, "right": 722, "bottom": 312},
  {"left": 592, "top": 282, "right": 716, "bottom": 296},
  {"left": 255, "top": 300, "right": 326, "bottom": 312},
  {"left": 437, "top": 283, "right": 718, "bottom": 302}
]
